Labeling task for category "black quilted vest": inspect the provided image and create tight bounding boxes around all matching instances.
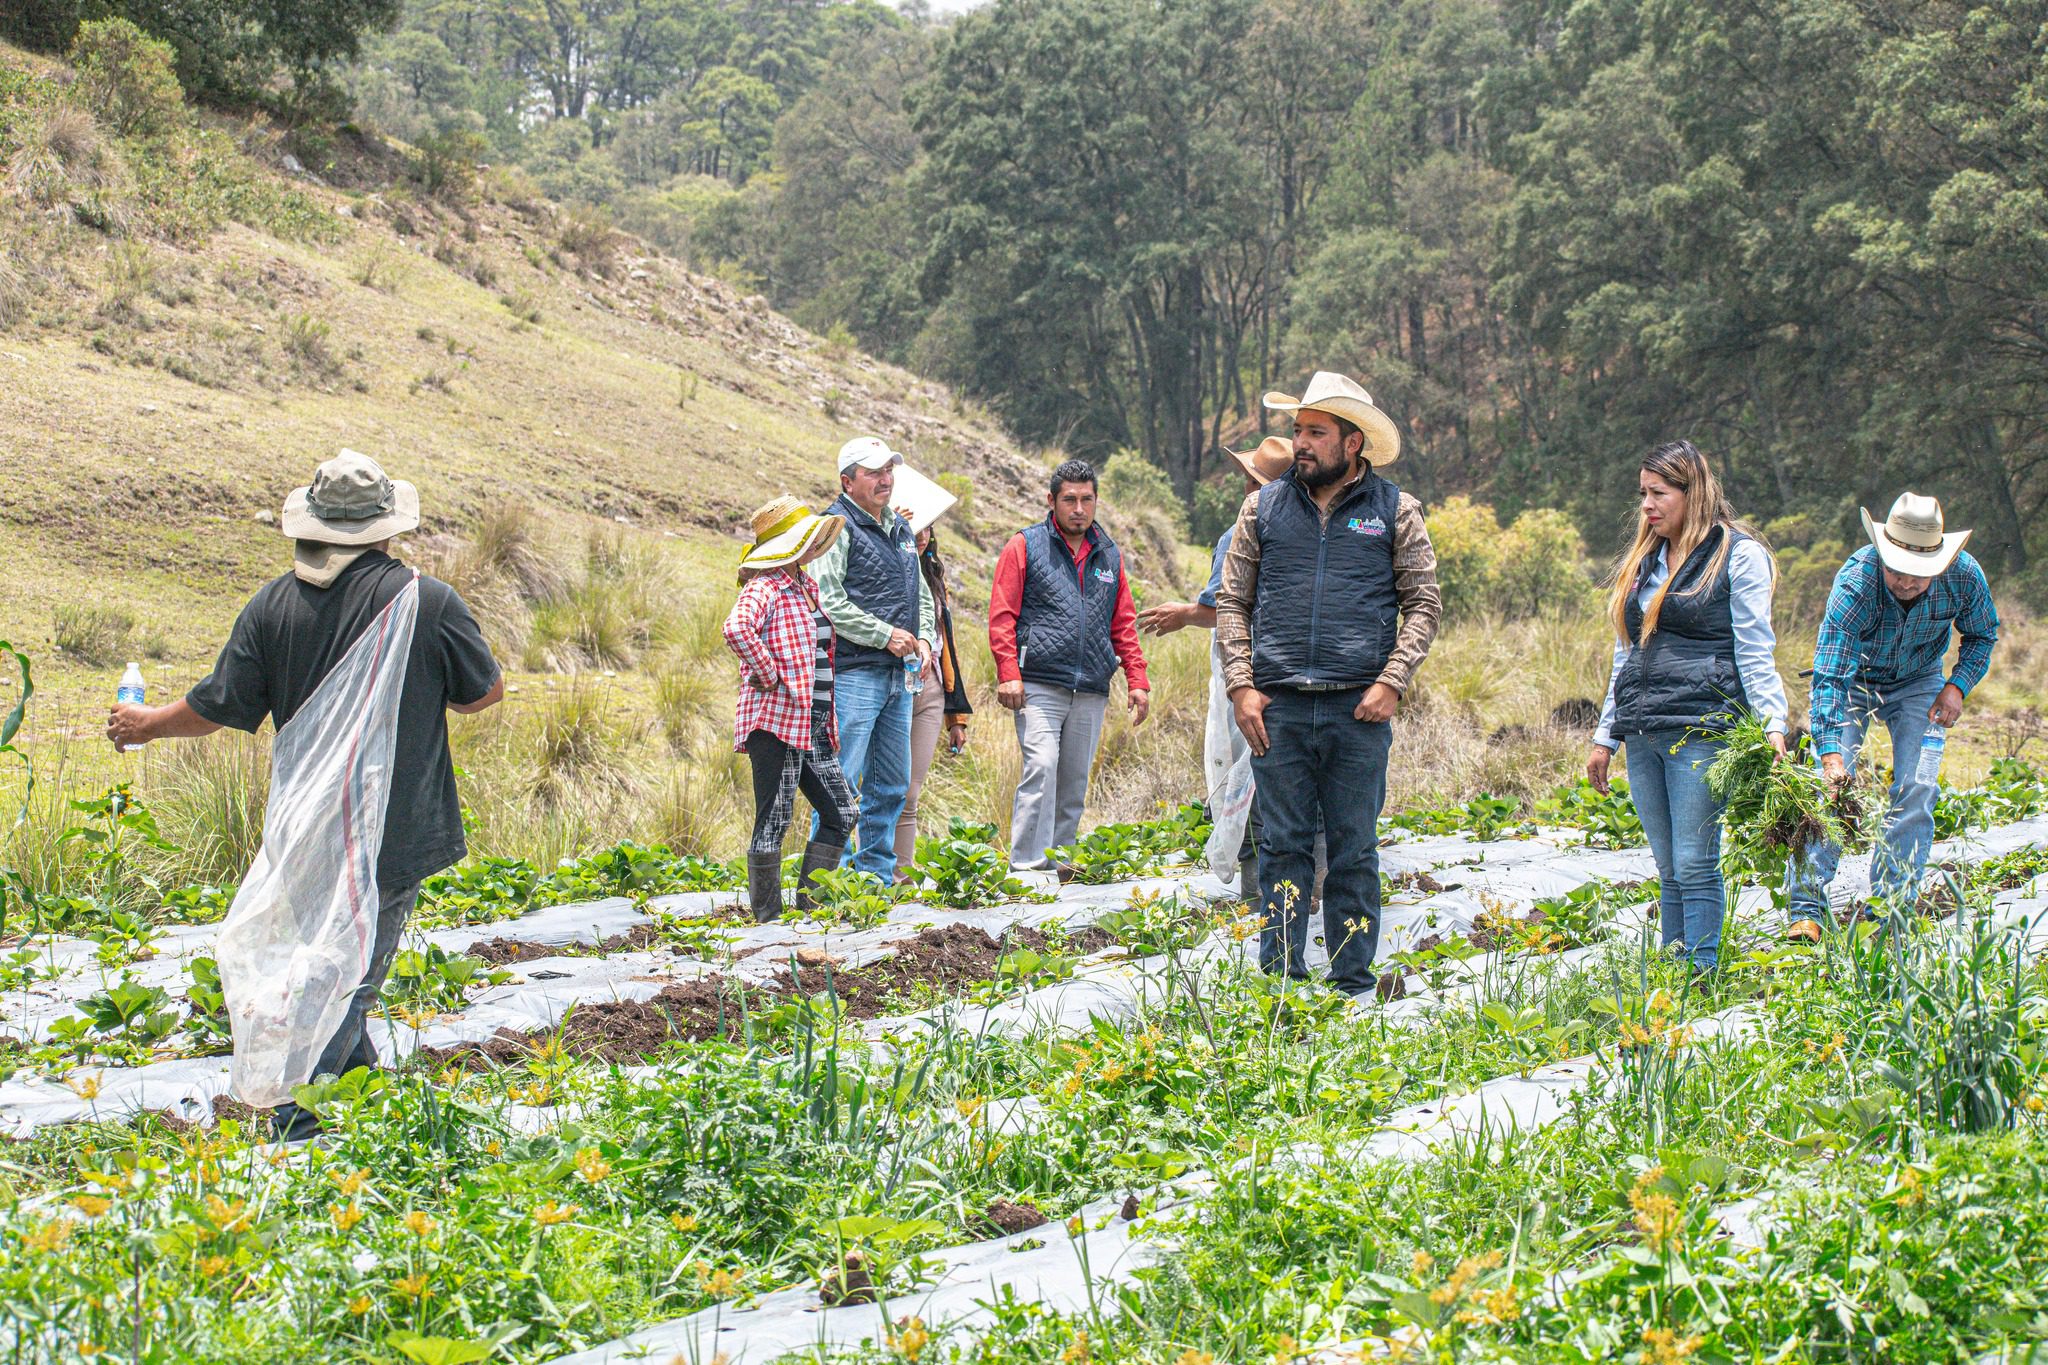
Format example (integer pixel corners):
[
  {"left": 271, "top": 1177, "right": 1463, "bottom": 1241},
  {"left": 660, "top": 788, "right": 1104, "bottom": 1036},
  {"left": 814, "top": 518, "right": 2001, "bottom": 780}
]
[
  {"left": 1016, "top": 519, "right": 1123, "bottom": 695},
  {"left": 1610, "top": 526, "right": 1748, "bottom": 737},
  {"left": 1251, "top": 469, "right": 1401, "bottom": 691}
]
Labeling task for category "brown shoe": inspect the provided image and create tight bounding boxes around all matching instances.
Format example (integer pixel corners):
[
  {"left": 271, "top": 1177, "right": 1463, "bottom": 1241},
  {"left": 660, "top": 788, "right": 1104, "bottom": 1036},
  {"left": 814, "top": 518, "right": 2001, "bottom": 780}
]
[{"left": 1784, "top": 919, "right": 1823, "bottom": 944}]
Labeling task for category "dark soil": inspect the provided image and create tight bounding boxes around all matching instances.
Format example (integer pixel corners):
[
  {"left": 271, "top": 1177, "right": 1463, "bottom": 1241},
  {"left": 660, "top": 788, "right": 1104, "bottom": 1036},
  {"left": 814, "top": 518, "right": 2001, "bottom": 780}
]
[
  {"left": 211, "top": 1093, "right": 262, "bottom": 1123},
  {"left": 419, "top": 922, "right": 1108, "bottom": 1069},
  {"left": 980, "top": 1198, "right": 1049, "bottom": 1237},
  {"left": 464, "top": 922, "right": 677, "bottom": 966},
  {"left": 1387, "top": 870, "right": 1447, "bottom": 896}
]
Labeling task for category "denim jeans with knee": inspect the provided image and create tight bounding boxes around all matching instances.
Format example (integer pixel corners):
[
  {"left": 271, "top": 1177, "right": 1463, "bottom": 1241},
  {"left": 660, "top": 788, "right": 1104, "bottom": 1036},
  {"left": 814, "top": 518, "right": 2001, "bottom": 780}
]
[
  {"left": 1251, "top": 687, "right": 1390, "bottom": 994},
  {"left": 1787, "top": 669, "right": 1947, "bottom": 916},
  {"left": 815, "top": 663, "right": 911, "bottom": 880},
  {"left": 1623, "top": 729, "right": 1727, "bottom": 970}
]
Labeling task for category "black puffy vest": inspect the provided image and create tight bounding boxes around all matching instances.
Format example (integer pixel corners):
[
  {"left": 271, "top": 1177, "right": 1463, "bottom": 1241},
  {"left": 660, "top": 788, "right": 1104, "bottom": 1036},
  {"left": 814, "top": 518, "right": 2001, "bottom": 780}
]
[
  {"left": 1016, "top": 520, "right": 1123, "bottom": 695},
  {"left": 1610, "top": 526, "right": 1748, "bottom": 737},
  {"left": 1251, "top": 469, "right": 1401, "bottom": 691},
  {"left": 827, "top": 493, "right": 920, "bottom": 670}
]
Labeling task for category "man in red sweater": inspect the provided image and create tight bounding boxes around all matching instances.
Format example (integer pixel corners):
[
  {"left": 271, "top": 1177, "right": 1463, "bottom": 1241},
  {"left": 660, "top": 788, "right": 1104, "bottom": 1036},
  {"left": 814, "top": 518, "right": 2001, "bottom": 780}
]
[{"left": 988, "top": 459, "right": 1150, "bottom": 869}]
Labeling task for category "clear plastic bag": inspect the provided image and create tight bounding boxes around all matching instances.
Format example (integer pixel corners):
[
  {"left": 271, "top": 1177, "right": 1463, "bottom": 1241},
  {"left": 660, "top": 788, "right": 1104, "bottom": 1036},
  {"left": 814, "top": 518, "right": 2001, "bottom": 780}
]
[
  {"left": 1202, "top": 637, "right": 1242, "bottom": 806},
  {"left": 215, "top": 576, "right": 419, "bottom": 1107},
  {"left": 1203, "top": 639, "right": 1256, "bottom": 886}
]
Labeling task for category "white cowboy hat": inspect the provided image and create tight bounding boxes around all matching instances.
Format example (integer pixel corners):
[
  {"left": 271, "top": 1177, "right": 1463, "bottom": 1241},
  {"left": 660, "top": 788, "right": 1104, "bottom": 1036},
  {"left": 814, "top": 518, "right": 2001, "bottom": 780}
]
[
  {"left": 1860, "top": 492, "right": 1970, "bottom": 577},
  {"left": 280, "top": 450, "right": 420, "bottom": 545},
  {"left": 837, "top": 435, "right": 904, "bottom": 473},
  {"left": 1226, "top": 435, "right": 1295, "bottom": 486},
  {"left": 739, "top": 496, "right": 844, "bottom": 574},
  {"left": 1262, "top": 371, "right": 1402, "bottom": 467}
]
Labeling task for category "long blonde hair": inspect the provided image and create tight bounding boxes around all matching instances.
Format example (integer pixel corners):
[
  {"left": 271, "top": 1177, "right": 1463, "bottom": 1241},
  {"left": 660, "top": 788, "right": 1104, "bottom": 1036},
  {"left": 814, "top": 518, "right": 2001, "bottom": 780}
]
[{"left": 1605, "top": 440, "right": 1771, "bottom": 643}]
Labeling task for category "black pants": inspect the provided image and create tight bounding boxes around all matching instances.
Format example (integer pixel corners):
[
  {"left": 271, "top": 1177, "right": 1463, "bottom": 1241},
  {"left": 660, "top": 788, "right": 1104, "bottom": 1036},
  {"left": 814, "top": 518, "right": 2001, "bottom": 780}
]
[
  {"left": 271, "top": 876, "right": 421, "bottom": 1140},
  {"left": 746, "top": 721, "right": 857, "bottom": 855}
]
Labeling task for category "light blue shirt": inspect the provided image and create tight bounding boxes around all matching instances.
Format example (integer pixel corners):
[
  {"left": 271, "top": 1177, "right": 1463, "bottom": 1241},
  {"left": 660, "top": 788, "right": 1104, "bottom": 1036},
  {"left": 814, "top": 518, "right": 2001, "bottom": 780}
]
[
  {"left": 1198, "top": 527, "right": 1233, "bottom": 610},
  {"left": 1594, "top": 537, "right": 1788, "bottom": 750}
]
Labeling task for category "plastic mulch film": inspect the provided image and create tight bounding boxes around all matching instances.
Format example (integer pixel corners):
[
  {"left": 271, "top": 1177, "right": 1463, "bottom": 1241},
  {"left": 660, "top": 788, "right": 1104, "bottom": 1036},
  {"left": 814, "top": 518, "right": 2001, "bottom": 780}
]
[{"left": 215, "top": 576, "right": 420, "bottom": 1107}]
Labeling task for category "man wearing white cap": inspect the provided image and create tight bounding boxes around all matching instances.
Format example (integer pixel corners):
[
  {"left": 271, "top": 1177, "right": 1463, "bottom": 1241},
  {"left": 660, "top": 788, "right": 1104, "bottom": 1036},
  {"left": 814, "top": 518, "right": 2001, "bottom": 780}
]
[
  {"left": 811, "top": 436, "right": 938, "bottom": 880},
  {"left": 1215, "top": 372, "right": 1441, "bottom": 999},
  {"left": 1786, "top": 492, "right": 2000, "bottom": 938}
]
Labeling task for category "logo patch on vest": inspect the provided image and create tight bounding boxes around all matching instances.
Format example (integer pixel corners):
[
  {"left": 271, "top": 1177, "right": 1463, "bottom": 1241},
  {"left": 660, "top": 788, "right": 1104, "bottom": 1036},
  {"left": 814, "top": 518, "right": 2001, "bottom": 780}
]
[
  {"left": 1093, "top": 566, "right": 1116, "bottom": 584},
  {"left": 1346, "top": 515, "right": 1388, "bottom": 536}
]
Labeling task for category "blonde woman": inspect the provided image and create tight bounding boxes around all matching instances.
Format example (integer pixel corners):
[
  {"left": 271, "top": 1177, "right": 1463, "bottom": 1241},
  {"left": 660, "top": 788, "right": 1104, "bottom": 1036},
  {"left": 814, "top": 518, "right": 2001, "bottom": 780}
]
[
  {"left": 723, "top": 497, "right": 857, "bottom": 923},
  {"left": 1585, "top": 441, "right": 1788, "bottom": 976}
]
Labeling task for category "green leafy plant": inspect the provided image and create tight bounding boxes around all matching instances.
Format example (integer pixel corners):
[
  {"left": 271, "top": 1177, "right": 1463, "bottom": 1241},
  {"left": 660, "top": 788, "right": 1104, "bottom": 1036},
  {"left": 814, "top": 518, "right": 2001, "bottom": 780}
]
[
  {"left": 382, "top": 944, "right": 512, "bottom": 1013},
  {"left": 1703, "top": 716, "right": 1860, "bottom": 869},
  {"left": 910, "top": 831, "right": 1032, "bottom": 908}
]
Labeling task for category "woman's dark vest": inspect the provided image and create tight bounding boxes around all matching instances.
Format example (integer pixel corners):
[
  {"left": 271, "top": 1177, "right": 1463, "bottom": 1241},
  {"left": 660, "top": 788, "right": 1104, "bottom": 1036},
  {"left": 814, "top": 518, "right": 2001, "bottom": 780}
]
[
  {"left": 1610, "top": 526, "right": 1749, "bottom": 737},
  {"left": 826, "top": 493, "right": 920, "bottom": 670},
  {"left": 1016, "top": 520, "right": 1123, "bottom": 695},
  {"left": 1251, "top": 469, "right": 1402, "bottom": 691}
]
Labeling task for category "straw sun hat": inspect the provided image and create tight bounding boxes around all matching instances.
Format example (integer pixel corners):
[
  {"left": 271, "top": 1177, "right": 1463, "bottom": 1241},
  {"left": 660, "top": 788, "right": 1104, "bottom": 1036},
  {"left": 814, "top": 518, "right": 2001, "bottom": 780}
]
[
  {"left": 1262, "top": 371, "right": 1402, "bottom": 467},
  {"left": 739, "top": 496, "right": 843, "bottom": 575},
  {"left": 1860, "top": 492, "right": 1970, "bottom": 577}
]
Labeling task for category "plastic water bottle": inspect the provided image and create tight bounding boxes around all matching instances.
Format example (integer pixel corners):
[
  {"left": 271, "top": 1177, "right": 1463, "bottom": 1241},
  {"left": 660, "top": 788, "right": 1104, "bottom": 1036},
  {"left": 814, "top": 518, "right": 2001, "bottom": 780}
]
[
  {"left": 117, "top": 662, "right": 145, "bottom": 753},
  {"left": 1914, "top": 723, "right": 1946, "bottom": 786},
  {"left": 904, "top": 653, "right": 925, "bottom": 695}
]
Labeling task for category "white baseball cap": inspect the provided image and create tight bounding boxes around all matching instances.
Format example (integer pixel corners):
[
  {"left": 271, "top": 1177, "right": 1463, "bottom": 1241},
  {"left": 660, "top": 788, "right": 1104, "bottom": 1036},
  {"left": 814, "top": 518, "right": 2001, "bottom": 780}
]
[{"left": 837, "top": 436, "right": 905, "bottom": 473}]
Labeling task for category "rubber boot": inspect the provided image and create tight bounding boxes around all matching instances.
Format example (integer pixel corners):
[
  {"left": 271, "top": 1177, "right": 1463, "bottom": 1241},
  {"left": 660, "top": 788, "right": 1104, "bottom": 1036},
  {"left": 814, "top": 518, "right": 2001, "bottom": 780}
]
[
  {"left": 747, "top": 851, "right": 784, "bottom": 925},
  {"left": 1239, "top": 856, "right": 1261, "bottom": 910},
  {"left": 792, "top": 840, "right": 844, "bottom": 915}
]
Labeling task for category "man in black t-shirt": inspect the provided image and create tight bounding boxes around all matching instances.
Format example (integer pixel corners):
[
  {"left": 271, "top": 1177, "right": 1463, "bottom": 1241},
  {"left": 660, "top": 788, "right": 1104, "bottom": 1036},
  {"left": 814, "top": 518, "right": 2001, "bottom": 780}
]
[{"left": 109, "top": 451, "right": 503, "bottom": 1140}]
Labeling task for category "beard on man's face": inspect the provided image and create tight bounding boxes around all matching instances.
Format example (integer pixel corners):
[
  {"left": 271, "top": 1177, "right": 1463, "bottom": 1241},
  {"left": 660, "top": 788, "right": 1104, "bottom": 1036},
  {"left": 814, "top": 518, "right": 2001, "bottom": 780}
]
[{"left": 1296, "top": 446, "right": 1351, "bottom": 488}]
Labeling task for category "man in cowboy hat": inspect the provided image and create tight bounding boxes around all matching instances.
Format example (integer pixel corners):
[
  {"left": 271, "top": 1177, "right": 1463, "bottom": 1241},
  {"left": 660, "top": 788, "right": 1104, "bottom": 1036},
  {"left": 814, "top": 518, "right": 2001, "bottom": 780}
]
[
  {"left": 990, "top": 457, "right": 1150, "bottom": 870},
  {"left": 811, "top": 435, "right": 938, "bottom": 880},
  {"left": 1785, "top": 492, "right": 2000, "bottom": 938},
  {"left": 1215, "top": 372, "right": 1442, "bottom": 999},
  {"left": 1139, "top": 436, "right": 1313, "bottom": 898},
  {"left": 106, "top": 450, "right": 504, "bottom": 1139}
]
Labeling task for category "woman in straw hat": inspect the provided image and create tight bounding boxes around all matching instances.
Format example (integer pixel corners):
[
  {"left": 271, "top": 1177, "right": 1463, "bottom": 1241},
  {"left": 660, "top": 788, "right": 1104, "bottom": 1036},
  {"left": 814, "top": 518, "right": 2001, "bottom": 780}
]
[
  {"left": 1585, "top": 440, "right": 1789, "bottom": 981},
  {"left": 722, "top": 497, "right": 858, "bottom": 923}
]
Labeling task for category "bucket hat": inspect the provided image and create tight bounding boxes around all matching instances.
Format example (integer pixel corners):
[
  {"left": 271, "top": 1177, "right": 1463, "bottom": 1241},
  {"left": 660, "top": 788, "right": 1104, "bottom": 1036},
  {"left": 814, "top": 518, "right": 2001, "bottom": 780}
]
[
  {"left": 1227, "top": 435, "right": 1295, "bottom": 485},
  {"left": 740, "top": 496, "right": 844, "bottom": 574},
  {"left": 1262, "top": 371, "right": 1402, "bottom": 467},
  {"left": 280, "top": 450, "right": 420, "bottom": 545},
  {"left": 1860, "top": 492, "right": 1970, "bottom": 576}
]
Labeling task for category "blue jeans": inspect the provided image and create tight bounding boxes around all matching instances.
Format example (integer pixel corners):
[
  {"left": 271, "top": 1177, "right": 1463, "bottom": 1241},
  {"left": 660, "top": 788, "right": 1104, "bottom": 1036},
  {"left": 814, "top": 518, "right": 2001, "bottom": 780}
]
[
  {"left": 1787, "top": 669, "right": 1946, "bottom": 916},
  {"left": 1623, "top": 730, "right": 1727, "bottom": 970},
  {"left": 1251, "top": 688, "right": 1390, "bottom": 994},
  {"left": 815, "top": 664, "right": 911, "bottom": 880}
]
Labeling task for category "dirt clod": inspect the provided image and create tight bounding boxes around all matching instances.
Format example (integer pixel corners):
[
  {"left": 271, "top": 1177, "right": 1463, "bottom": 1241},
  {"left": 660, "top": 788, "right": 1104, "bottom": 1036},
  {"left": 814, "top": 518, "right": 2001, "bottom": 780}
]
[
  {"left": 819, "top": 1251, "right": 875, "bottom": 1306},
  {"left": 982, "top": 1199, "right": 1048, "bottom": 1236}
]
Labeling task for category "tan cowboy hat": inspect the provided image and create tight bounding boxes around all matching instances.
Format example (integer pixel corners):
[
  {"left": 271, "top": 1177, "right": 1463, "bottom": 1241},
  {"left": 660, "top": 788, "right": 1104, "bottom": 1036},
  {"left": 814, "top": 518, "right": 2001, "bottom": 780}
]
[
  {"left": 280, "top": 450, "right": 420, "bottom": 545},
  {"left": 1860, "top": 492, "right": 1970, "bottom": 576},
  {"left": 1262, "top": 371, "right": 1402, "bottom": 467},
  {"left": 1227, "top": 435, "right": 1294, "bottom": 485},
  {"left": 739, "top": 496, "right": 843, "bottom": 573}
]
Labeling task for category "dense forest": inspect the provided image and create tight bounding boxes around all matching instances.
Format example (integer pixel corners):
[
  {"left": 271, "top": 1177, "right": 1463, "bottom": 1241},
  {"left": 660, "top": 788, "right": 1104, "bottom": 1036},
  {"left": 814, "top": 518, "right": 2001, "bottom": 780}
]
[{"left": 11, "top": 0, "right": 2048, "bottom": 583}]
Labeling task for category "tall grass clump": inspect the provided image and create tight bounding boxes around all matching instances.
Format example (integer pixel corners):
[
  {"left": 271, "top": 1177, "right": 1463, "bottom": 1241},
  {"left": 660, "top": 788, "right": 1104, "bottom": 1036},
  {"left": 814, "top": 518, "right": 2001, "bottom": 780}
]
[
  {"left": 525, "top": 681, "right": 636, "bottom": 806},
  {"left": 525, "top": 529, "right": 680, "bottom": 671},
  {"left": 52, "top": 604, "right": 165, "bottom": 667},
  {"left": 141, "top": 728, "right": 268, "bottom": 887}
]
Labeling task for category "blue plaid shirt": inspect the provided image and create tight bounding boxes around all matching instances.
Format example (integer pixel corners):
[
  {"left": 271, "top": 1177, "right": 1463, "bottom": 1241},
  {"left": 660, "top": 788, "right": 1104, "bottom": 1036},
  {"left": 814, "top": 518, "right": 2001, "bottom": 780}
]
[{"left": 1809, "top": 546, "right": 1999, "bottom": 756}]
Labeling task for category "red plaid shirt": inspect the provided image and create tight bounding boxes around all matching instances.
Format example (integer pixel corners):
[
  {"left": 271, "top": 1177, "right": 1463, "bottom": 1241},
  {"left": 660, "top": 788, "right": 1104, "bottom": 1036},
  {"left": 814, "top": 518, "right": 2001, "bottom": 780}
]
[{"left": 724, "top": 568, "right": 837, "bottom": 752}]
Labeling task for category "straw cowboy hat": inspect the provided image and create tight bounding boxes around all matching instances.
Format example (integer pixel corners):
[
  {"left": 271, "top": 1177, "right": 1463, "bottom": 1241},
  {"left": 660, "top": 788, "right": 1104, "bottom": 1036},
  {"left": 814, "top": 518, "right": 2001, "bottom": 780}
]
[
  {"left": 1227, "top": 435, "right": 1295, "bottom": 485},
  {"left": 1861, "top": 492, "right": 1970, "bottom": 577},
  {"left": 739, "top": 496, "right": 843, "bottom": 573},
  {"left": 281, "top": 450, "right": 420, "bottom": 545},
  {"left": 1263, "top": 371, "right": 1402, "bottom": 467}
]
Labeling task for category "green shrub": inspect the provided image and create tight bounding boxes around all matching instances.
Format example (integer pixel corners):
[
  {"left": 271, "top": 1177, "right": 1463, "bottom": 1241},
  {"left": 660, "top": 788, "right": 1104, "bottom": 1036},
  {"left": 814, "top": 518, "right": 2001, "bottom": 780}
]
[
  {"left": 52, "top": 604, "right": 164, "bottom": 666},
  {"left": 1191, "top": 479, "right": 1242, "bottom": 548},
  {"left": 1099, "top": 448, "right": 1185, "bottom": 538},
  {"left": 410, "top": 128, "right": 486, "bottom": 203},
  {"left": 1426, "top": 495, "right": 1596, "bottom": 622},
  {"left": 70, "top": 18, "right": 183, "bottom": 137}
]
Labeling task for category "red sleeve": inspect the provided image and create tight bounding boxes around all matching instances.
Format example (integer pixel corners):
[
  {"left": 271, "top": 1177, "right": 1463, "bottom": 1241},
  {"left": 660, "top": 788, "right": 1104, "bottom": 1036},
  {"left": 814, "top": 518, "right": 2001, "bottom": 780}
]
[
  {"left": 1111, "top": 564, "right": 1149, "bottom": 692},
  {"left": 988, "top": 534, "right": 1028, "bottom": 684}
]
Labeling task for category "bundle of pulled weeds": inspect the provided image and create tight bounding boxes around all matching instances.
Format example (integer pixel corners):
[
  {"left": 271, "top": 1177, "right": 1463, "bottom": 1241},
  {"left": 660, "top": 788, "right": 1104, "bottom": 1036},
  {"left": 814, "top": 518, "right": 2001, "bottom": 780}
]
[{"left": 1704, "top": 714, "right": 1865, "bottom": 862}]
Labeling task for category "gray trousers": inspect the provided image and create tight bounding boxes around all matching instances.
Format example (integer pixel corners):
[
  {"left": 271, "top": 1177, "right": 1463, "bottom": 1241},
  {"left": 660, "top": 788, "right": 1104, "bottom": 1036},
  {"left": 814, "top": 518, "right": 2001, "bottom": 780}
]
[
  {"left": 270, "top": 876, "right": 420, "bottom": 1137},
  {"left": 1010, "top": 682, "right": 1108, "bottom": 867}
]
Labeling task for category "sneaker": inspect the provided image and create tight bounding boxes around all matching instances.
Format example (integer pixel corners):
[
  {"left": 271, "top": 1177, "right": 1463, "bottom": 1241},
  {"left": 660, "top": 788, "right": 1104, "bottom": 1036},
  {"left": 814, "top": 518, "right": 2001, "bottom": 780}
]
[{"left": 1784, "top": 919, "right": 1823, "bottom": 944}]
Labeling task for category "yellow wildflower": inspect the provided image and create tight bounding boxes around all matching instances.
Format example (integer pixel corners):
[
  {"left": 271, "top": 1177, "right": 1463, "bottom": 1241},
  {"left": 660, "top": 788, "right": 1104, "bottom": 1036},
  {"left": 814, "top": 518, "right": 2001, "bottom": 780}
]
[
  {"left": 68, "top": 1195, "right": 112, "bottom": 1219},
  {"left": 401, "top": 1210, "right": 435, "bottom": 1239},
  {"left": 1630, "top": 1169, "right": 1683, "bottom": 1254},
  {"left": 24, "top": 1219, "right": 73, "bottom": 1254},
  {"left": 331, "top": 1202, "right": 364, "bottom": 1233},
  {"left": 671, "top": 1212, "right": 699, "bottom": 1234},
  {"left": 954, "top": 1096, "right": 986, "bottom": 1123},
  {"left": 888, "top": 1315, "right": 931, "bottom": 1362},
  {"left": 392, "top": 1272, "right": 431, "bottom": 1302},
  {"left": 68, "top": 1073, "right": 104, "bottom": 1101},
  {"left": 1639, "top": 1325, "right": 1703, "bottom": 1364},
  {"left": 573, "top": 1147, "right": 612, "bottom": 1184},
  {"left": 347, "top": 1295, "right": 372, "bottom": 1316},
  {"left": 1099, "top": 1061, "right": 1126, "bottom": 1084},
  {"left": 204, "top": 1195, "right": 253, "bottom": 1234},
  {"left": 1061, "top": 1331, "right": 1091, "bottom": 1363},
  {"left": 1431, "top": 1249, "right": 1503, "bottom": 1306},
  {"left": 1895, "top": 1166, "right": 1926, "bottom": 1208},
  {"left": 1060, "top": 1075, "right": 1084, "bottom": 1099},
  {"left": 484, "top": 1139, "right": 503, "bottom": 1157},
  {"left": 702, "top": 1267, "right": 744, "bottom": 1299},
  {"left": 1272, "top": 1334, "right": 1300, "bottom": 1362},
  {"left": 1066, "top": 1214, "right": 1085, "bottom": 1237},
  {"left": 79, "top": 1345, "right": 104, "bottom": 1359},
  {"left": 331, "top": 1168, "right": 370, "bottom": 1197},
  {"left": 534, "top": 1201, "right": 579, "bottom": 1227},
  {"left": 1410, "top": 1250, "right": 1435, "bottom": 1279},
  {"left": 198, "top": 1254, "right": 230, "bottom": 1277},
  {"left": 1176, "top": 1353, "right": 1217, "bottom": 1365}
]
